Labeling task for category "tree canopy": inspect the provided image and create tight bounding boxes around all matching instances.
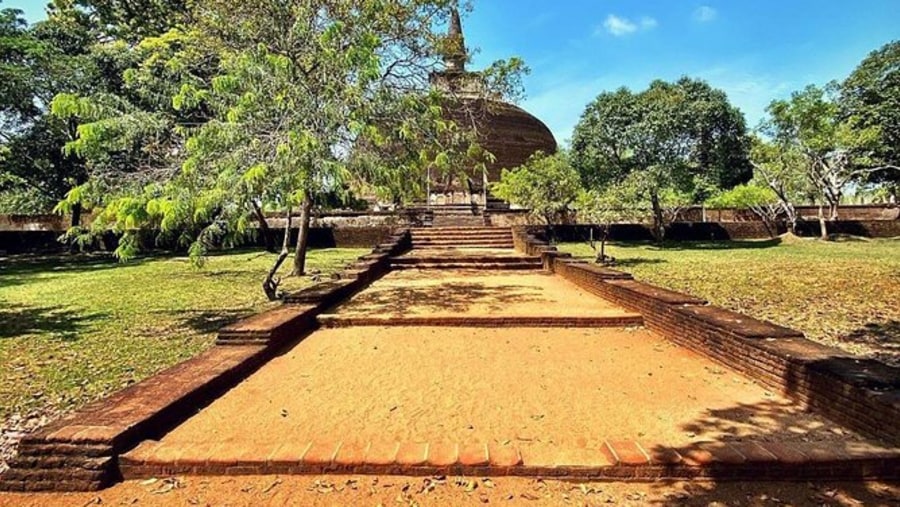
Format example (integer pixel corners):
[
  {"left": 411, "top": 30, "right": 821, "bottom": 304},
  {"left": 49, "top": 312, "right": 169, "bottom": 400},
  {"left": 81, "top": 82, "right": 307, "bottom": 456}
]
[
  {"left": 570, "top": 77, "right": 751, "bottom": 240},
  {"left": 841, "top": 40, "right": 900, "bottom": 191},
  {"left": 492, "top": 151, "right": 580, "bottom": 224},
  {"left": 35, "top": 0, "right": 526, "bottom": 297}
]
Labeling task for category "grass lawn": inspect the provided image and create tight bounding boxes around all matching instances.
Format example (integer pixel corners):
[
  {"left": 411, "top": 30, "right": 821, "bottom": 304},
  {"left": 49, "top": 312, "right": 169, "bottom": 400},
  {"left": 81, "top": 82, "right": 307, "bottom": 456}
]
[
  {"left": 0, "top": 248, "right": 366, "bottom": 426},
  {"left": 558, "top": 238, "right": 900, "bottom": 366}
]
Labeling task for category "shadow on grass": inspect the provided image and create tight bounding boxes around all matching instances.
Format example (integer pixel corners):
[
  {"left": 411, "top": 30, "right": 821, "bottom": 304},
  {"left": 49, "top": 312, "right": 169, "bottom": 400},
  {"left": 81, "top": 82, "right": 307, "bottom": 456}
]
[
  {"left": 613, "top": 258, "right": 668, "bottom": 268},
  {"left": 0, "top": 253, "right": 156, "bottom": 290},
  {"left": 609, "top": 238, "right": 784, "bottom": 252},
  {"left": 168, "top": 309, "right": 257, "bottom": 334},
  {"left": 840, "top": 319, "right": 900, "bottom": 367},
  {"left": 0, "top": 302, "right": 105, "bottom": 341}
]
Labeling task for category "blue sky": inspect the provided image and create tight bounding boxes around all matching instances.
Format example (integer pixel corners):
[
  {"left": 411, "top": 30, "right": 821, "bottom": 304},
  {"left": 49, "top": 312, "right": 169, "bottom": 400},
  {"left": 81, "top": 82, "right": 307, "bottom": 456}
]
[{"left": 9, "top": 1, "right": 900, "bottom": 144}]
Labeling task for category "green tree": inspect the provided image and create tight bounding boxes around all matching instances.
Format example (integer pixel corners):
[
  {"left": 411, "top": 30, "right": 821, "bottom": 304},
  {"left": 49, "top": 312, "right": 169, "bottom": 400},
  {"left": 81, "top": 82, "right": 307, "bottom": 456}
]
[
  {"left": 841, "top": 40, "right": 900, "bottom": 196},
  {"left": 571, "top": 77, "right": 750, "bottom": 241},
  {"left": 575, "top": 182, "right": 643, "bottom": 264},
  {"left": 492, "top": 151, "right": 581, "bottom": 225},
  {"left": 747, "top": 136, "right": 811, "bottom": 234},
  {"left": 760, "top": 83, "right": 898, "bottom": 222},
  {"left": 0, "top": 3, "right": 102, "bottom": 224},
  {"left": 705, "top": 179, "right": 787, "bottom": 236},
  {"left": 57, "top": 1, "right": 525, "bottom": 299}
]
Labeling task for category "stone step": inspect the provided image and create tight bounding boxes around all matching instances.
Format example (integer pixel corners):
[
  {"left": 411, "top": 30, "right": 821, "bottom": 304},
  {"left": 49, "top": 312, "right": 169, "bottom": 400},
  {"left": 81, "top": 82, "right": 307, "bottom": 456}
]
[
  {"left": 413, "top": 226, "right": 509, "bottom": 231},
  {"left": 411, "top": 238, "right": 513, "bottom": 246},
  {"left": 411, "top": 231, "right": 512, "bottom": 238},
  {"left": 390, "top": 262, "right": 541, "bottom": 270},
  {"left": 432, "top": 220, "right": 488, "bottom": 227},
  {"left": 411, "top": 229, "right": 511, "bottom": 236},
  {"left": 431, "top": 209, "right": 482, "bottom": 214},
  {"left": 411, "top": 237, "right": 512, "bottom": 243},
  {"left": 317, "top": 314, "right": 644, "bottom": 328},
  {"left": 411, "top": 244, "right": 515, "bottom": 250},
  {"left": 392, "top": 255, "right": 538, "bottom": 264}
]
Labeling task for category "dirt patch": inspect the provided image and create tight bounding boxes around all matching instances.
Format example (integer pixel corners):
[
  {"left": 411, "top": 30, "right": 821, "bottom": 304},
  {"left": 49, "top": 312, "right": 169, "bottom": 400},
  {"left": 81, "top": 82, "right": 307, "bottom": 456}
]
[
  {"left": 154, "top": 326, "right": 878, "bottom": 459},
  {"left": 2, "top": 475, "right": 898, "bottom": 506}
]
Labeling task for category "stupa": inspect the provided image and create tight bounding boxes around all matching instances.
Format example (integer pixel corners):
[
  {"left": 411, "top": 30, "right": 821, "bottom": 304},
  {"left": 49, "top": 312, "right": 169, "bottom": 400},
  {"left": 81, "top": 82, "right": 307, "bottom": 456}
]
[{"left": 428, "top": 8, "right": 557, "bottom": 207}]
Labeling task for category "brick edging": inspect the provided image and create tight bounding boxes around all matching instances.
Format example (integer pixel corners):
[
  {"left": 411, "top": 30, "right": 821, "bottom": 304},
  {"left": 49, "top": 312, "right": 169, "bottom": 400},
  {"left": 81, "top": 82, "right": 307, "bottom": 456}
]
[
  {"left": 117, "top": 438, "right": 900, "bottom": 482},
  {"left": 317, "top": 315, "right": 644, "bottom": 328},
  {"left": 0, "top": 230, "right": 414, "bottom": 492}
]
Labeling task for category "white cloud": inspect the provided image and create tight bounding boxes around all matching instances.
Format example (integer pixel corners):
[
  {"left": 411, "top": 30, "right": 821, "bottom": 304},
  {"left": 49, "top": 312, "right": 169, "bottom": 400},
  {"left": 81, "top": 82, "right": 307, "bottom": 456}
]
[
  {"left": 598, "top": 14, "right": 658, "bottom": 37},
  {"left": 640, "top": 17, "right": 658, "bottom": 30},
  {"left": 693, "top": 6, "right": 717, "bottom": 23},
  {"left": 602, "top": 14, "right": 637, "bottom": 36}
]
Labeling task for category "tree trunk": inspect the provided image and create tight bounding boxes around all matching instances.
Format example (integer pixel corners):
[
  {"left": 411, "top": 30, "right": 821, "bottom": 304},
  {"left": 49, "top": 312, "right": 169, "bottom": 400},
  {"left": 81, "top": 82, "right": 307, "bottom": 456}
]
[
  {"left": 784, "top": 203, "right": 798, "bottom": 236},
  {"left": 263, "top": 206, "right": 292, "bottom": 301},
  {"left": 818, "top": 206, "right": 828, "bottom": 240},
  {"left": 598, "top": 226, "right": 609, "bottom": 265},
  {"left": 69, "top": 171, "right": 87, "bottom": 229},
  {"left": 829, "top": 199, "right": 840, "bottom": 221},
  {"left": 291, "top": 193, "right": 313, "bottom": 277},
  {"left": 71, "top": 202, "right": 82, "bottom": 228},
  {"left": 251, "top": 200, "right": 276, "bottom": 253},
  {"left": 650, "top": 191, "right": 664, "bottom": 244}
]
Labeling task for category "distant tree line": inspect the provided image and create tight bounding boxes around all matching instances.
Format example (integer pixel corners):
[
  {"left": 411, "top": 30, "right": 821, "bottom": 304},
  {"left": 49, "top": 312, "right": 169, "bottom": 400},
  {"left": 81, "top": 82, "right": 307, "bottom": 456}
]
[{"left": 494, "top": 41, "right": 900, "bottom": 249}]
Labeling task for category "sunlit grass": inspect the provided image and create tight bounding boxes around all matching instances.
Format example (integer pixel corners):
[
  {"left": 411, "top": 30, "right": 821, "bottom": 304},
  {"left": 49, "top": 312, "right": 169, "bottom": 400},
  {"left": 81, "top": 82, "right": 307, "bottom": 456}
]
[{"left": 559, "top": 238, "right": 900, "bottom": 365}]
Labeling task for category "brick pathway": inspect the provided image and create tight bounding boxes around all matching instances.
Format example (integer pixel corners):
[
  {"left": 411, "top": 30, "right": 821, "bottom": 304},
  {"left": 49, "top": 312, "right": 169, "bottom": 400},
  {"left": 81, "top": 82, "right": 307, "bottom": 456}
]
[{"left": 118, "top": 264, "right": 896, "bottom": 480}]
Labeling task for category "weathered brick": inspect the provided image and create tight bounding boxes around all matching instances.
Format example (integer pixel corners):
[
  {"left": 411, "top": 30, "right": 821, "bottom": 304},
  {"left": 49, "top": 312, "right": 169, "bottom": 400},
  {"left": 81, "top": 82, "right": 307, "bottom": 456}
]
[
  {"left": 334, "top": 441, "right": 368, "bottom": 469},
  {"left": 426, "top": 442, "right": 458, "bottom": 467},
  {"left": 365, "top": 441, "right": 398, "bottom": 466},
  {"left": 396, "top": 442, "right": 428, "bottom": 467},
  {"left": 604, "top": 441, "right": 649, "bottom": 466},
  {"left": 487, "top": 443, "right": 522, "bottom": 468},
  {"left": 762, "top": 442, "right": 809, "bottom": 465},
  {"left": 458, "top": 443, "right": 489, "bottom": 467}
]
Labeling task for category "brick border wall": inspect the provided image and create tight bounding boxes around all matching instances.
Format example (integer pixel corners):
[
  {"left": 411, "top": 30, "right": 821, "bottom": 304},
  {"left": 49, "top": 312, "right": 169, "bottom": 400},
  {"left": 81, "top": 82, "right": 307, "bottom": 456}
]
[
  {"left": 0, "top": 230, "right": 412, "bottom": 492},
  {"left": 512, "top": 231, "right": 900, "bottom": 446},
  {"left": 118, "top": 436, "right": 900, "bottom": 482}
]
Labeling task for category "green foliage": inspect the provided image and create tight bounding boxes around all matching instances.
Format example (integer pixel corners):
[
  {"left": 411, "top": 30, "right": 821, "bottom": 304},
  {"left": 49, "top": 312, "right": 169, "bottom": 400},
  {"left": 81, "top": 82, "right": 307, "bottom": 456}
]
[
  {"left": 705, "top": 183, "right": 779, "bottom": 209},
  {"left": 841, "top": 40, "right": 900, "bottom": 188},
  {"left": 0, "top": 3, "right": 104, "bottom": 216},
  {"left": 571, "top": 77, "right": 752, "bottom": 191},
  {"left": 571, "top": 78, "right": 751, "bottom": 240},
  {"left": 492, "top": 151, "right": 581, "bottom": 223},
  {"left": 53, "top": 1, "right": 525, "bottom": 274},
  {"left": 759, "top": 83, "right": 892, "bottom": 217}
]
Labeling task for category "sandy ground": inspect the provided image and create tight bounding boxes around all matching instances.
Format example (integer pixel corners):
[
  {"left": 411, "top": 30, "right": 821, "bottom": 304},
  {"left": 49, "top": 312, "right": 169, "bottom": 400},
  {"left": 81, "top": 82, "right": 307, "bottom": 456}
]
[
  {"left": 333, "top": 269, "right": 634, "bottom": 318},
  {"left": 153, "top": 327, "right": 875, "bottom": 460},
  {"left": 2, "top": 475, "right": 898, "bottom": 506}
]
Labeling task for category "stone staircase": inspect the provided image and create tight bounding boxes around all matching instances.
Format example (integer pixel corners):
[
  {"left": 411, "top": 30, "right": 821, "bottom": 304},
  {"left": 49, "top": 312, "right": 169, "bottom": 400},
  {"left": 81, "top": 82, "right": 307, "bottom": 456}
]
[
  {"left": 390, "top": 254, "right": 542, "bottom": 270},
  {"left": 390, "top": 226, "right": 542, "bottom": 270},
  {"left": 410, "top": 227, "right": 514, "bottom": 249},
  {"left": 429, "top": 204, "right": 487, "bottom": 227}
]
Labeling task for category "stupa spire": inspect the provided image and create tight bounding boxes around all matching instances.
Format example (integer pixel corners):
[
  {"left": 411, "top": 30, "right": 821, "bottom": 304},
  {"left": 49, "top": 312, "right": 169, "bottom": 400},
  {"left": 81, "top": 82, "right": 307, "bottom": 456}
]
[{"left": 445, "top": 7, "right": 467, "bottom": 72}]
